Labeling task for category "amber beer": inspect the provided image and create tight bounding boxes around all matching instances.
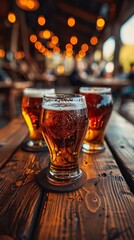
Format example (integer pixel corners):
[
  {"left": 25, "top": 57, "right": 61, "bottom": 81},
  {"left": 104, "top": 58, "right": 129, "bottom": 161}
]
[
  {"left": 80, "top": 87, "right": 113, "bottom": 153},
  {"left": 22, "top": 88, "right": 55, "bottom": 148},
  {"left": 40, "top": 94, "right": 88, "bottom": 185}
]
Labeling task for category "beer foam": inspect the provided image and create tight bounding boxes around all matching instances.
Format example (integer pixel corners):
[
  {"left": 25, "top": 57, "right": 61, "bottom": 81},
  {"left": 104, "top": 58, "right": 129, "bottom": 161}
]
[
  {"left": 80, "top": 87, "right": 111, "bottom": 94},
  {"left": 42, "top": 101, "right": 87, "bottom": 111},
  {"left": 23, "top": 88, "right": 55, "bottom": 98}
]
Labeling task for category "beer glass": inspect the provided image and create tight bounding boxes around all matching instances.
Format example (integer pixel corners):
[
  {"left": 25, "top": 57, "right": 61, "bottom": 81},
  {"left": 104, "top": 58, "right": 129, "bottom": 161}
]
[
  {"left": 40, "top": 93, "right": 88, "bottom": 185},
  {"left": 79, "top": 87, "right": 113, "bottom": 153},
  {"left": 22, "top": 88, "right": 55, "bottom": 151}
]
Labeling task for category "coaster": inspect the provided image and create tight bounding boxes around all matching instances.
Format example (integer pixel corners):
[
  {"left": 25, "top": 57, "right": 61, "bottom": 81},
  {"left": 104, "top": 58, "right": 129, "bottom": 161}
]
[
  {"left": 37, "top": 168, "right": 87, "bottom": 192},
  {"left": 21, "top": 141, "right": 48, "bottom": 152}
]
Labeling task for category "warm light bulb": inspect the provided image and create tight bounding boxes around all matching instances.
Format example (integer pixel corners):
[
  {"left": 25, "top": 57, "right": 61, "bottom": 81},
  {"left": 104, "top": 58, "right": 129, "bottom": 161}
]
[
  {"left": 51, "top": 36, "right": 59, "bottom": 45},
  {"left": 78, "top": 50, "right": 86, "bottom": 58},
  {"left": 16, "top": 0, "right": 39, "bottom": 11},
  {"left": 67, "top": 17, "right": 75, "bottom": 27},
  {"left": 96, "top": 18, "right": 105, "bottom": 29},
  {"left": 70, "top": 36, "right": 78, "bottom": 45},
  {"left": 90, "top": 36, "right": 98, "bottom": 45},
  {"left": 65, "top": 43, "right": 73, "bottom": 50},
  {"left": 14, "top": 51, "right": 25, "bottom": 59},
  {"left": 81, "top": 43, "right": 89, "bottom": 51},
  {"left": 34, "top": 41, "right": 42, "bottom": 49},
  {"left": 8, "top": 12, "right": 16, "bottom": 23},
  {"left": 53, "top": 46, "right": 60, "bottom": 54},
  {"left": 38, "top": 16, "right": 46, "bottom": 26},
  {"left": 30, "top": 34, "right": 37, "bottom": 43},
  {"left": 43, "top": 30, "right": 51, "bottom": 39}
]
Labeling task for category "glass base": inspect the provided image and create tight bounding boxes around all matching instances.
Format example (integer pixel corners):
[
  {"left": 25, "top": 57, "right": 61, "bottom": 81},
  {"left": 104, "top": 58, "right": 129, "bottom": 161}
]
[
  {"left": 47, "top": 169, "right": 82, "bottom": 186},
  {"left": 82, "top": 142, "right": 105, "bottom": 154},
  {"left": 37, "top": 167, "right": 87, "bottom": 192}
]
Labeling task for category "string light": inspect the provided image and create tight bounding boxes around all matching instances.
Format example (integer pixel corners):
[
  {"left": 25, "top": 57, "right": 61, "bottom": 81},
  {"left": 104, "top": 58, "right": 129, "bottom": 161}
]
[
  {"left": 14, "top": 51, "right": 25, "bottom": 59},
  {"left": 8, "top": 12, "right": 16, "bottom": 23},
  {"left": 34, "top": 41, "right": 42, "bottom": 49},
  {"left": 65, "top": 43, "right": 73, "bottom": 50},
  {"left": 51, "top": 36, "right": 59, "bottom": 45},
  {"left": 30, "top": 34, "right": 37, "bottom": 43},
  {"left": 67, "top": 17, "right": 75, "bottom": 27},
  {"left": 90, "top": 36, "right": 98, "bottom": 45},
  {"left": 70, "top": 36, "right": 78, "bottom": 45},
  {"left": 38, "top": 16, "right": 46, "bottom": 26},
  {"left": 78, "top": 50, "right": 86, "bottom": 58},
  {"left": 81, "top": 43, "right": 89, "bottom": 51},
  {"left": 96, "top": 17, "right": 105, "bottom": 30},
  {"left": 43, "top": 30, "right": 51, "bottom": 39},
  {"left": 16, "top": 0, "right": 39, "bottom": 11},
  {"left": 53, "top": 46, "right": 60, "bottom": 54}
]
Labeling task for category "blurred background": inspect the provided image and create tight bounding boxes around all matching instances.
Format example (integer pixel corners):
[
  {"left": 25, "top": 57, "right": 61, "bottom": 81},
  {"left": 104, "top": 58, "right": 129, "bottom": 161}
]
[{"left": 0, "top": 0, "right": 134, "bottom": 126}]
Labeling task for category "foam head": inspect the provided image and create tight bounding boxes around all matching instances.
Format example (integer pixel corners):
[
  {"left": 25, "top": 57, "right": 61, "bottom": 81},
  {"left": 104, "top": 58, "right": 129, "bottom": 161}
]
[
  {"left": 42, "top": 94, "right": 87, "bottom": 110},
  {"left": 80, "top": 87, "right": 111, "bottom": 94},
  {"left": 23, "top": 88, "right": 55, "bottom": 98}
]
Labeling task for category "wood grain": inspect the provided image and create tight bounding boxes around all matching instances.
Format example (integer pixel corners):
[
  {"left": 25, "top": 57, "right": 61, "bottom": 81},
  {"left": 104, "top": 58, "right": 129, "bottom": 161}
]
[
  {"left": 0, "top": 113, "right": 134, "bottom": 240},
  {"left": 34, "top": 146, "right": 134, "bottom": 240},
  {"left": 106, "top": 111, "right": 134, "bottom": 193},
  {"left": 0, "top": 116, "right": 28, "bottom": 169},
  {"left": 0, "top": 149, "right": 49, "bottom": 239}
]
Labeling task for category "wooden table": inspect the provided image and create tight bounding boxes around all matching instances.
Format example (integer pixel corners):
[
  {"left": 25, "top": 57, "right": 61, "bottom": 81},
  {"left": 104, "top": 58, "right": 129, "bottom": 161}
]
[
  {"left": 0, "top": 111, "right": 134, "bottom": 240},
  {"left": 78, "top": 72, "right": 133, "bottom": 91}
]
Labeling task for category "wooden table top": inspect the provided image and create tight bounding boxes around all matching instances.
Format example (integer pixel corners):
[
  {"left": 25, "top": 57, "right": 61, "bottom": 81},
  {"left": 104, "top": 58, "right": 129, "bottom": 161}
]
[
  {"left": 78, "top": 72, "right": 133, "bottom": 90},
  {"left": 0, "top": 111, "right": 134, "bottom": 240}
]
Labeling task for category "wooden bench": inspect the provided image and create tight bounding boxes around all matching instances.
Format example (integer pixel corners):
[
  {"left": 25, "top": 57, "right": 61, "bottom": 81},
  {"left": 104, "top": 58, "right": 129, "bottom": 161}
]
[{"left": 0, "top": 111, "right": 133, "bottom": 240}]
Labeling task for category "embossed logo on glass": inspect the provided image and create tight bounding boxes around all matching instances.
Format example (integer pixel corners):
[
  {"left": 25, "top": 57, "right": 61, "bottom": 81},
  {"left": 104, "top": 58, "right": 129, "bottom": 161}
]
[{"left": 49, "top": 111, "right": 76, "bottom": 138}]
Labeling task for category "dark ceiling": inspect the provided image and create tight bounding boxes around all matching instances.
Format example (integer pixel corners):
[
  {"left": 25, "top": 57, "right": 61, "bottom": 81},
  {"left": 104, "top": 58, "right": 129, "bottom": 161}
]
[
  {"left": 24, "top": 0, "right": 124, "bottom": 52},
  {"left": 0, "top": 0, "right": 133, "bottom": 56}
]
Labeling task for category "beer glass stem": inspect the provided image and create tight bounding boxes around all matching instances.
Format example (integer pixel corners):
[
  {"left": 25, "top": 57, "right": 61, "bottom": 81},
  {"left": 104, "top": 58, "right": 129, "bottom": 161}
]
[{"left": 47, "top": 167, "right": 82, "bottom": 186}]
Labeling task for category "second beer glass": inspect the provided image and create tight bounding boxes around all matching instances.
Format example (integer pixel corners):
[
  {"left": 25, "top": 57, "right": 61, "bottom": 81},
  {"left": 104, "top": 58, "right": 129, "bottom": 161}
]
[
  {"left": 22, "top": 88, "right": 55, "bottom": 151},
  {"left": 40, "top": 93, "right": 88, "bottom": 186},
  {"left": 80, "top": 87, "right": 113, "bottom": 153}
]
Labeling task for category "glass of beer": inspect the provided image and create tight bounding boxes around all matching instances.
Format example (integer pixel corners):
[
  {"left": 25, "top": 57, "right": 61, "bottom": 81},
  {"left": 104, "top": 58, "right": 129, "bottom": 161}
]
[
  {"left": 79, "top": 87, "right": 113, "bottom": 153},
  {"left": 22, "top": 88, "right": 55, "bottom": 151},
  {"left": 40, "top": 93, "right": 88, "bottom": 185}
]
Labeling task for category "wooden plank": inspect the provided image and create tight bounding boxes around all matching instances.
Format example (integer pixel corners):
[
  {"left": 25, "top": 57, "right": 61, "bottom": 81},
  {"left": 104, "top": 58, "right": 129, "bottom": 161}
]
[
  {"left": 105, "top": 111, "right": 134, "bottom": 193},
  {"left": 34, "top": 146, "right": 134, "bottom": 240},
  {"left": 0, "top": 118, "right": 134, "bottom": 239},
  {"left": 0, "top": 148, "right": 49, "bottom": 239},
  {"left": 0, "top": 116, "right": 28, "bottom": 169}
]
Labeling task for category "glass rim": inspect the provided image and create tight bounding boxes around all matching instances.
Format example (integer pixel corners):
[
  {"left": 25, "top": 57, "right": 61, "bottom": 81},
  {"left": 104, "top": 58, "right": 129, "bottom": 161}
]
[
  {"left": 43, "top": 93, "right": 86, "bottom": 100},
  {"left": 42, "top": 93, "right": 87, "bottom": 110},
  {"left": 79, "top": 87, "right": 111, "bottom": 93}
]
